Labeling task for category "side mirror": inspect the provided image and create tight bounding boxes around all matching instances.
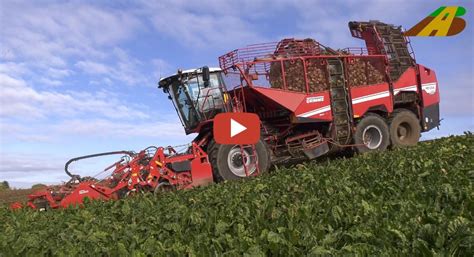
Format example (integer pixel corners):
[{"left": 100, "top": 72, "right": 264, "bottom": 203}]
[{"left": 202, "top": 66, "right": 210, "bottom": 87}]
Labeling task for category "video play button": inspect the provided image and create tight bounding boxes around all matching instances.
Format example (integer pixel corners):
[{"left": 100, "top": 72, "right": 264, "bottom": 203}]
[
  {"left": 214, "top": 113, "right": 260, "bottom": 145},
  {"left": 230, "top": 118, "right": 247, "bottom": 137}
]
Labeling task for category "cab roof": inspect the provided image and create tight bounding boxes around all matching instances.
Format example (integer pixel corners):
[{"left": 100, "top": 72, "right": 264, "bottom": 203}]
[{"left": 159, "top": 67, "right": 221, "bottom": 82}]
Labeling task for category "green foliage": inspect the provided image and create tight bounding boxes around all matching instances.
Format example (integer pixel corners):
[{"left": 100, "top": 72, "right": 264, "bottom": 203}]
[
  {"left": 1, "top": 134, "right": 473, "bottom": 256},
  {"left": 31, "top": 184, "right": 47, "bottom": 190},
  {"left": 0, "top": 181, "right": 10, "bottom": 191}
]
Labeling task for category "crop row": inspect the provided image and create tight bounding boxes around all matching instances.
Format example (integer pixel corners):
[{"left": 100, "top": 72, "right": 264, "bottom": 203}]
[{"left": 0, "top": 134, "right": 472, "bottom": 256}]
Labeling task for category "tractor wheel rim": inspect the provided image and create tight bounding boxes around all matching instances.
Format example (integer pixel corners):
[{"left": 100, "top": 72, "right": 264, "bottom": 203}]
[
  {"left": 397, "top": 122, "right": 411, "bottom": 141},
  {"left": 362, "top": 125, "right": 383, "bottom": 150},
  {"left": 227, "top": 146, "right": 257, "bottom": 177}
]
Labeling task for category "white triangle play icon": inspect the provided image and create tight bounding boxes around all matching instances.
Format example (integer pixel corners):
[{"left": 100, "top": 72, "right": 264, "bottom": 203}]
[{"left": 230, "top": 118, "right": 247, "bottom": 137}]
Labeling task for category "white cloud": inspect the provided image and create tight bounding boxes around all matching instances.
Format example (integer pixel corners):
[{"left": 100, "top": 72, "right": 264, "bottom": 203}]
[
  {"left": 46, "top": 68, "right": 74, "bottom": 79},
  {"left": 75, "top": 61, "right": 111, "bottom": 74},
  {"left": 0, "top": 73, "right": 185, "bottom": 143},
  {"left": 38, "top": 77, "right": 63, "bottom": 87},
  {"left": 0, "top": 73, "right": 150, "bottom": 120},
  {"left": 0, "top": 1, "right": 154, "bottom": 87},
  {"left": 0, "top": 152, "right": 68, "bottom": 188},
  {"left": 52, "top": 119, "right": 185, "bottom": 138},
  {"left": 0, "top": 118, "right": 186, "bottom": 144},
  {"left": 287, "top": 0, "right": 427, "bottom": 48},
  {"left": 75, "top": 47, "right": 158, "bottom": 86},
  {"left": 89, "top": 78, "right": 113, "bottom": 86},
  {"left": 152, "top": 58, "right": 175, "bottom": 80},
  {"left": 0, "top": 171, "right": 68, "bottom": 188},
  {"left": 0, "top": 153, "right": 63, "bottom": 174},
  {"left": 0, "top": 62, "right": 29, "bottom": 76},
  {"left": 1, "top": 1, "right": 142, "bottom": 66},
  {"left": 0, "top": 150, "right": 64, "bottom": 184},
  {"left": 141, "top": 0, "right": 266, "bottom": 49}
]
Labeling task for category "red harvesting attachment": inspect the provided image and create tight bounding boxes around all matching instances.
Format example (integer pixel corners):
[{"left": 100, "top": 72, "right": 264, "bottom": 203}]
[{"left": 13, "top": 144, "right": 213, "bottom": 210}]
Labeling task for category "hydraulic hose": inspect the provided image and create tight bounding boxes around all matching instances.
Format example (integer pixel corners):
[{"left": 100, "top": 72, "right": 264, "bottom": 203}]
[{"left": 64, "top": 151, "right": 135, "bottom": 178}]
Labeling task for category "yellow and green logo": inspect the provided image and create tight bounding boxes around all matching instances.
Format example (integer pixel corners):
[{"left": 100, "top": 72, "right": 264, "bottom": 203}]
[{"left": 404, "top": 6, "right": 466, "bottom": 36}]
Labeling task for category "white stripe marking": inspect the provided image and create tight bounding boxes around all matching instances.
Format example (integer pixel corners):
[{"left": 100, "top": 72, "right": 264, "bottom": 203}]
[
  {"left": 298, "top": 83, "right": 436, "bottom": 118},
  {"left": 394, "top": 82, "right": 437, "bottom": 95},
  {"left": 352, "top": 91, "right": 390, "bottom": 104},
  {"left": 421, "top": 82, "right": 437, "bottom": 95},
  {"left": 297, "top": 105, "right": 331, "bottom": 118},
  {"left": 394, "top": 85, "right": 417, "bottom": 95}
]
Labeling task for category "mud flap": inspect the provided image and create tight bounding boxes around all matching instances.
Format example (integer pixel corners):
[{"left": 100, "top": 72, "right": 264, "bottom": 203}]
[{"left": 422, "top": 103, "right": 440, "bottom": 131}]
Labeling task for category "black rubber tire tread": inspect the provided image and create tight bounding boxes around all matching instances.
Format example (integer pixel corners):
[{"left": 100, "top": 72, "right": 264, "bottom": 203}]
[
  {"left": 207, "top": 139, "right": 222, "bottom": 181},
  {"left": 389, "top": 109, "right": 421, "bottom": 147},
  {"left": 353, "top": 113, "right": 390, "bottom": 153},
  {"left": 208, "top": 139, "right": 271, "bottom": 182}
]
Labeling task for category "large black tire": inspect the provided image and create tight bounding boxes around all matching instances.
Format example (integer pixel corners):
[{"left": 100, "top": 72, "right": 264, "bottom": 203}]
[
  {"left": 208, "top": 139, "right": 271, "bottom": 181},
  {"left": 389, "top": 109, "right": 421, "bottom": 147},
  {"left": 353, "top": 114, "right": 390, "bottom": 153}
]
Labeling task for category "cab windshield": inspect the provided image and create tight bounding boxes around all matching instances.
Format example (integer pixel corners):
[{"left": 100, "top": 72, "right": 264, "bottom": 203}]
[{"left": 169, "top": 72, "right": 226, "bottom": 130}]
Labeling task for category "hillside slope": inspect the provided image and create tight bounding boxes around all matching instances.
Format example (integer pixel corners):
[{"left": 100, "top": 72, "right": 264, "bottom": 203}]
[{"left": 1, "top": 134, "right": 473, "bottom": 256}]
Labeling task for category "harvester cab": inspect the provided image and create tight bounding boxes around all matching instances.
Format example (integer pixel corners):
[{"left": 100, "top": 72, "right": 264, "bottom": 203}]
[
  {"left": 159, "top": 66, "right": 270, "bottom": 182},
  {"left": 158, "top": 67, "right": 230, "bottom": 134}
]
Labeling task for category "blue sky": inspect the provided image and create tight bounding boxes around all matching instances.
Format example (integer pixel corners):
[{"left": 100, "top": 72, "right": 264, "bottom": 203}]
[{"left": 1, "top": 0, "right": 473, "bottom": 188}]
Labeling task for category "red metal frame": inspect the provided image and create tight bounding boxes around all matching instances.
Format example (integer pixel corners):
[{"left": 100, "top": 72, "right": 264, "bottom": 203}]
[
  {"left": 218, "top": 34, "right": 438, "bottom": 153},
  {"left": 15, "top": 143, "right": 213, "bottom": 210},
  {"left": 221, "top": 44, "right": 391, "bottom": 121}
]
